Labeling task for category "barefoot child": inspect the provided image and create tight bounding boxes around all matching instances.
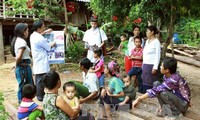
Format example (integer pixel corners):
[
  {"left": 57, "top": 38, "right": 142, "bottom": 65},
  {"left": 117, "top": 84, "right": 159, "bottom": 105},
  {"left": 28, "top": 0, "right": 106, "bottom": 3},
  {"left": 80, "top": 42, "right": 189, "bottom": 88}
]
[
  {"left": 132, "top": 58, "right": 191, "bottom": 120},
  {"left": 18, "top": 84, "right": 44, "bottom": 120}
]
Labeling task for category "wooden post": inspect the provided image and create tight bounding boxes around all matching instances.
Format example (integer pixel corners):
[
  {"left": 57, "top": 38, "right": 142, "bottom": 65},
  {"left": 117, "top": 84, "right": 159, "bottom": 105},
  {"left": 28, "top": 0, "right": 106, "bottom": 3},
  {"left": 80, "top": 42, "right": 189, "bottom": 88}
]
[{"left": 0, "top": 22, "right": 5, "bottom": 64}]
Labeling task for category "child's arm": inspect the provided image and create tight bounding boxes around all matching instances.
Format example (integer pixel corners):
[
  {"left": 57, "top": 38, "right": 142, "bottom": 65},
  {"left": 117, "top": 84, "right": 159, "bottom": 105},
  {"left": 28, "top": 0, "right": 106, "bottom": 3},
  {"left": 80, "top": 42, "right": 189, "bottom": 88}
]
[
  {"left": 106, "top": 90, "right": 125, "bottom": 98},
  {"left": 36, "top": 105, "right": 43, "bottom": 111},
  {"left": 72, "top": 97, "right": 79, "bottom": 110},
  {"left": 118, "top": 43, "right": 123, "bottom": 51},
  {"left": 130, "top": 55, "right": 142, "bottom": 60},
  {"left": 90, "top": 65, "right": 102, "bottom": 73},
  {"left": 79, "top": 91, "right": 98, "bottom": 104},
  {"left": 119, "top": 96, "right": 130, "bottom": 105},
  {"left": 56, "top": 95, "right": 80, "bottom": 118}
]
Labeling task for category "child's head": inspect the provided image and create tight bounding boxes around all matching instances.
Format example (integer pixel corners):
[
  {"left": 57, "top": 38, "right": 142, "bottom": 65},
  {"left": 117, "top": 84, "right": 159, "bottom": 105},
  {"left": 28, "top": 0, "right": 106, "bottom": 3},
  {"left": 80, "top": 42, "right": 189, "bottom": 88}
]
[
  {"left": 80, "top": 58, "right": 93, "bottom": 70},
  {"left": 122, "top": 75, "right": 131, "bottom": 87},
  {"left": 120, "top": 34, "right": 127, "bottom": 42},
  {"left": 42, "top": 70, "right": 61, "bottom": 90},
  {"left": 134, "top": 36, "right": 142, "bottom": 48},
  {"left": 94, "top": 47, "right": 102, "bottom": 58},
  {"left": 22, "top": 84, "right": 36, "bottom": 99},
  {"left": 63, "top": 82, "right": 76, "bottom": 100},
  {"left": 161, "top": 57, "right": 177, "bottom": 75}
]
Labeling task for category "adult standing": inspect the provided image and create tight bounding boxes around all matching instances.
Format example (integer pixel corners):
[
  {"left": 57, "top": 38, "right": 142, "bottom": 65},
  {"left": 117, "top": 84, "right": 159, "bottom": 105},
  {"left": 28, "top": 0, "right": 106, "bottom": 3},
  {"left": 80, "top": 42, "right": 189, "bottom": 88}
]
[
  {"left": 11, "top": 23, "right": 34, "bottom": 104},
  {"left": 142, "top": 26, "right": 161, "bottom": 92},
  {"left": 30, "top": 20, "right": 55, "bottom": 101},
  {"left": 83, "top": 16, "right": 108, "bottom": 63}
]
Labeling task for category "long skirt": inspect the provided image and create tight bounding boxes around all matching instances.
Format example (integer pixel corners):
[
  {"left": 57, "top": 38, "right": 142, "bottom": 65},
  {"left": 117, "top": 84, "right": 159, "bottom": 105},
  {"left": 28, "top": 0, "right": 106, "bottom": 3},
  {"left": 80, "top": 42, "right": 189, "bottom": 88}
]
[{"left": 142, "top": 64, "right": 159, "bottom": 92}]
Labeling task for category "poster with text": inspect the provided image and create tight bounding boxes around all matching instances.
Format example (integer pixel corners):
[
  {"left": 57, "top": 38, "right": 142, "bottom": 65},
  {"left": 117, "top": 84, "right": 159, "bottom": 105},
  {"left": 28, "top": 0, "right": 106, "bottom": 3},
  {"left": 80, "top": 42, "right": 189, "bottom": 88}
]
[{"left": 44, "top": 31, "right": 65, "bottom": 64}]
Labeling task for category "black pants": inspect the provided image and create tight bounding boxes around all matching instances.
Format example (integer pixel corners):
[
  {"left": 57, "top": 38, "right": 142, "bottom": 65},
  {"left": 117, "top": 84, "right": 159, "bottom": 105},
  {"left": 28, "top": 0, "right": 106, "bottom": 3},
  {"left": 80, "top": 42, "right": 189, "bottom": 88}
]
[{"left": 35, "top": 73, "right": 46, "bottom": 101}]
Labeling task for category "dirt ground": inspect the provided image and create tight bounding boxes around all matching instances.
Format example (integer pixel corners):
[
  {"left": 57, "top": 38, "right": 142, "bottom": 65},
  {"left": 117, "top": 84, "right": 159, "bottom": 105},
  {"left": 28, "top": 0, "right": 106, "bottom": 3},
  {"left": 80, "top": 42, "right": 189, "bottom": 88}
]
[{"left": 0, "top": 54, "right": 200, "bottom": 115}]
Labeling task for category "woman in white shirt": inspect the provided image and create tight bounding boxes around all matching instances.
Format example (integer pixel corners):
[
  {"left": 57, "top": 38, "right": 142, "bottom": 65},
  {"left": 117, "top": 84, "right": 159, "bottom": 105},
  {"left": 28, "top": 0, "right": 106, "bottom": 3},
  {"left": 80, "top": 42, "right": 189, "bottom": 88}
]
[
  {"left": 11, "top": 23, "right": 34, "bottom": 104},
  {"left": 142, "top": 26, "right": 161, "bottom": 93}
]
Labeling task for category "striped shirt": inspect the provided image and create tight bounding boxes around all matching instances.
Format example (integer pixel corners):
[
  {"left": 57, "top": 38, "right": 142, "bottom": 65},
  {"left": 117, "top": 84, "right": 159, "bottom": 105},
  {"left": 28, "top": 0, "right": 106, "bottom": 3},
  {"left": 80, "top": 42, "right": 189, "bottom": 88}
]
[{"left": 18, "top": 97, "right": 38, "bottom": 119}]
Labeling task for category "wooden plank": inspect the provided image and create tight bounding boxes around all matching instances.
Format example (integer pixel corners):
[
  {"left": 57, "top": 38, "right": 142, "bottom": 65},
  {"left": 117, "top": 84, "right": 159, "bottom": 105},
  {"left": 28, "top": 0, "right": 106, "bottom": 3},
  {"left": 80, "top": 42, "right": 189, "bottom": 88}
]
[
  {"left": 166, "top": 53, "right": 200, "bottom": 67},
  {"left": 118, "top": 111, "right": 144, "bottom": 120}
]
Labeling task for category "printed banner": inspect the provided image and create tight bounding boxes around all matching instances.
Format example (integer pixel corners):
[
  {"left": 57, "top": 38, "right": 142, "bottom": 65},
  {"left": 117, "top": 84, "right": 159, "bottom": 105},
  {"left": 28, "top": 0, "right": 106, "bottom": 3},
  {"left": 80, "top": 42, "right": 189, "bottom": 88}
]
[{"left": 44, "top": 31, "right": 65, "bottom": 64}]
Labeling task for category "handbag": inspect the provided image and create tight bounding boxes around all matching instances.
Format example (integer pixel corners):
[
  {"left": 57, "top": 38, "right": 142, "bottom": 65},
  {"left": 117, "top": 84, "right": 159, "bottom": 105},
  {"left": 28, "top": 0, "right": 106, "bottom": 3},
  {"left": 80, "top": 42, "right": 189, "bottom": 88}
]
[{"left": 98, "top": 28, "right": 107, "bottom": 56}]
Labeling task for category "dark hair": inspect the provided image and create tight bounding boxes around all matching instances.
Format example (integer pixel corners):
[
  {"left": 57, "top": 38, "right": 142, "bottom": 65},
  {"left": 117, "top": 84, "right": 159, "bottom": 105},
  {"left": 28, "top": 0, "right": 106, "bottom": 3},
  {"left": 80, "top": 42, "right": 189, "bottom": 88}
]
[
  {"left": 22, "top": 84, "right": 36, "bottom": 99},
  {"left": 120, "top": 34, "right": 127, "bottom": 38},
  {"left": 133, "top": 26, "right": 140, "bottom": 31},
  {"left": 33, "top": 20, "right": 44, "bottom": 31},
  {"left": 11, "top": 23, "right": 28, "bottom": 57},
  {"left": 80, "top": 58, "right": 93, "bottom": 70},
  {"left": 163, "top": 57, "right": 177, "bottom": 74},
  {"left": 94, "top": 47, "right": 102, "bottom": 57},
  {"left": 42, "top": 70, "right": 60, "bottom": 89},
  {"left": 63, "top": 81, "right": 76, "bottom": 91},
  {"left": 90, "top": 15, "right": 98, "bottom": 22},
  {"left": 147, "top": 25, "right": 158, "bottom": 35},
  {"left": 134, "top": 36, "right": 142, "bottom": 43}
]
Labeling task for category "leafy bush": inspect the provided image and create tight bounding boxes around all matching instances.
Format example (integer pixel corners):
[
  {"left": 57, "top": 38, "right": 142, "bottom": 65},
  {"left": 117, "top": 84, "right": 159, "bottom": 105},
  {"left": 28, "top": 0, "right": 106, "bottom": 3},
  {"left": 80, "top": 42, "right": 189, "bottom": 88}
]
[
  {"left": 0, "top": 92, "right": 8, "bottom": 120},
  {"left": 175, "top": 18, "right": 200, "bottom": 47},
  {"left": 66, "top": 41, "right": 85, "bottom": 63}
]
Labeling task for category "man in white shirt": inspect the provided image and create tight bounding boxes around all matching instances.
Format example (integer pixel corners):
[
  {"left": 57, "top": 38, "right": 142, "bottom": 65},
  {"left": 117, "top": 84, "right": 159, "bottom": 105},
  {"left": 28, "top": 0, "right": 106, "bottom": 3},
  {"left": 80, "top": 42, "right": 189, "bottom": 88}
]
[
  {"left": 83, "top": 16, "right": 107, "bottom": 63},
  {"left": 30, "top": 20, "right": 55, "bottom": 101}
]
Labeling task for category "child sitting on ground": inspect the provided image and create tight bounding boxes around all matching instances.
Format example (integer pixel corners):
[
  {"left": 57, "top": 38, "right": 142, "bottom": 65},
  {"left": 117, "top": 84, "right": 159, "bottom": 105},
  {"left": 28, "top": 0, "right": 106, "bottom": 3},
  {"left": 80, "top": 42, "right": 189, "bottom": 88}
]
[
  {"left": 18, "top": 84, "right": 44, "bottom": 120},
  {"left": 89, "top": 48, "right": 105, "bottom": 89},
  {"left": 63, "top": 81, "right": 79, "bottom": 110},
  {"left": 119, "top": 74, "right": 136, "bottom": 106},
  {"left": 132, "top": 57, "right": 191, "bottom": 120}
]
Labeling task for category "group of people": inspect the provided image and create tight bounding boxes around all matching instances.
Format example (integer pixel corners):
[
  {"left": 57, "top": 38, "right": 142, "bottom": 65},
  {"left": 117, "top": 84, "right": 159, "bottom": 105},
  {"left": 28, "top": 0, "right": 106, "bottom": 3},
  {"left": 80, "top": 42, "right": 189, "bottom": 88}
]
[{"left": 11, "top": 16, "right": 191, "bottom": 120}]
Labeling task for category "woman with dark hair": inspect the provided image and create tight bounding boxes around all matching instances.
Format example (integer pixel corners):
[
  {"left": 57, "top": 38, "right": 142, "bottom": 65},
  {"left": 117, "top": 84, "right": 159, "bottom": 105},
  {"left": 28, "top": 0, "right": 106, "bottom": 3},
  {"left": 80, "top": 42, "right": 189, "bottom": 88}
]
[
  {"left": 11, "top": 23, "right": 34, "bottom": 103},
  {"left": 142, "top": 25, "right": 161, "bottom": 92},
  {"left": 42, "top": 70, "right": 80, "bottom": 119},
  {"left": 30, "top": 20, "right": 55, "bottom": 101},
  {"left": 125, "top": 26, "right": 144, "bottom": 73}
]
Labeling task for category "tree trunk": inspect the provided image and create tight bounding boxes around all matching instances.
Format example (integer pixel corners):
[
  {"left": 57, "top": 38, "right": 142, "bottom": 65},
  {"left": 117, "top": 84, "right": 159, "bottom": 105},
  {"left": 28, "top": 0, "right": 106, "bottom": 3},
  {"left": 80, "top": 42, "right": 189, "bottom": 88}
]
[
  {"left": 0, "top": 23, "right": 5, "bottom": 64},
  {"left": 161, "top": 3, "right": 175, "bottom": 60}
]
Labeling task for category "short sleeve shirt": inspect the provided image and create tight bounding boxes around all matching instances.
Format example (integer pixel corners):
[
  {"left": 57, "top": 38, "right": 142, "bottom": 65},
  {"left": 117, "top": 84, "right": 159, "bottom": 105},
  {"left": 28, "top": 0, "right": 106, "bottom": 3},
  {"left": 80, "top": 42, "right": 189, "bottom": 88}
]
[
  {"left": 95, "top": 59, "right": 104, "bottom": 78},
  {"left": 82, "top": 72, "right": 99, "bottom": 93},
  {"left": 108, "top": 77, "right": 125, "bottom": 101},
  {"left": 18, "top": 98, "right": 38, "bottom": 119},
  {"left": 14, "top": 37, "right": 31, "bottom": 60},
  {"left": 131, "top": 47, "right": 143, "bottom": 67}
]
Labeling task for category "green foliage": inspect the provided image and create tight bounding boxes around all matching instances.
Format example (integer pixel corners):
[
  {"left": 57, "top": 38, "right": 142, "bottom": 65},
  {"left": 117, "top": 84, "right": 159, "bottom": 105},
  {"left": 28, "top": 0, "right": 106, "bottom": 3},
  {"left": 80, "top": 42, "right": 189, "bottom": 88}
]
[
  {"left": 0, "top": 92, "right": 8, "bottom": 120},
  {"left": 5, "top": 0, "right": 46, "bottom": 17},
  {"left": 66, "top": 41, "right": 85, "bottom": 63},
  {"left": 175, "top": 18, "right": 200, "bottom": 46}
]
